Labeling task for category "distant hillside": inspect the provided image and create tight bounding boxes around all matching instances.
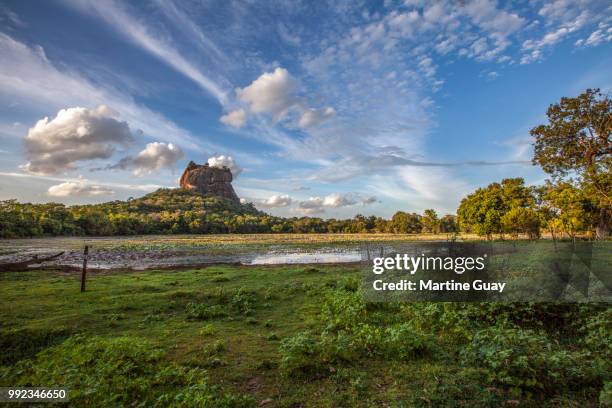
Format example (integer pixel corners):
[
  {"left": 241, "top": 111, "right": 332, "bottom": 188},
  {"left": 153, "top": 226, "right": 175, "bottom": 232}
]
[
  {"left": 0, "top": 188, "right": 457, "bottom": 237},
  {"left": 0, "top": 188, "right": 281, "bottom": 237},
  {"left": 83, "top": 188, "right": 261, "bottom": 216}
]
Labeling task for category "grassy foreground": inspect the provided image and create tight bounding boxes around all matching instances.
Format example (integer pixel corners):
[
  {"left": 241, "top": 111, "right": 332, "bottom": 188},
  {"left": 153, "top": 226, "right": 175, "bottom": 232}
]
[{"left": 0, "top": 264, "right": 610, "bottom": 407}]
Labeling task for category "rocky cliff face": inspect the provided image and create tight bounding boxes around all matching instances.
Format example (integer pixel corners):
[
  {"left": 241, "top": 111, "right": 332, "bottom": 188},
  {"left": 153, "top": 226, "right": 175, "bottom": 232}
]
[{"left": 179, "top": 161, "right": 240, "bottom": 204}]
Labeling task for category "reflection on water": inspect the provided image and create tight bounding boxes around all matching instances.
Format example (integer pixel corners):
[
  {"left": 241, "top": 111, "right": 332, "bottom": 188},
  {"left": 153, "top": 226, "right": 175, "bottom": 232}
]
[{"left": 249, "top": 250, "right": 362, "bottom": 265}]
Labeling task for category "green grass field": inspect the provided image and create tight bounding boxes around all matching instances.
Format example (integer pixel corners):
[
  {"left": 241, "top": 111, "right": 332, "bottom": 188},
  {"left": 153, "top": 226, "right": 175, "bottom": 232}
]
[{"left": 0, "top": 258, "right": 610, "bottom": 407}]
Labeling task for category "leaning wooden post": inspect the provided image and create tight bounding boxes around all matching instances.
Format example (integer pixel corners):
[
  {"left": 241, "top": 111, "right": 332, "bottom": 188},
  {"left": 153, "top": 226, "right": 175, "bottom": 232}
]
[{"left": 80, "top": 245, "right": 89, "bottom": 292}]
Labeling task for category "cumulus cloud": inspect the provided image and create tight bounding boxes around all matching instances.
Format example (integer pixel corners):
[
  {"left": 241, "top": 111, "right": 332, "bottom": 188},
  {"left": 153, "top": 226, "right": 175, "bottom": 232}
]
[
  {"left": 322, "top": 192, "right": 358, "bottom": 207},
  {"left": 208, "top": 155, "right": 242, "bottom": 177},
  {"left": 298, "top": 107, "right": 336, "bottom": 128},
  {"left": 297, "top": 197, "right": 326, "bottom": 214},
  {"left": 257, "top": 194, "right": 293, "bottom": 208},
  {"left": 108, "top": 142, "right": 184, "bottom": 176},
  {"left": 22, "top": 105, "right": 134, "bottom": 175},
  {"left": 297, "top": 192, "right": 377, "bottom": 214},
  {"left": 237, "top": 67, "right": 297, "bottom": 120},
  {"left": 220, "top": 108, "right": 247, "bottom": 128},
  {"left": 233, "top": 67, "right": 336, "bottom": 130},
  {"left": 47, "top": 181, "right": 114, "bottom": 197}
]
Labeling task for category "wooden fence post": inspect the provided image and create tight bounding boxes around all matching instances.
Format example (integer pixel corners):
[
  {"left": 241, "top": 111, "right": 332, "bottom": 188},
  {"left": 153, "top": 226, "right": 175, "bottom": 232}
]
[{"left": 80, "top": 245, "right": 89, "bottom": 292}]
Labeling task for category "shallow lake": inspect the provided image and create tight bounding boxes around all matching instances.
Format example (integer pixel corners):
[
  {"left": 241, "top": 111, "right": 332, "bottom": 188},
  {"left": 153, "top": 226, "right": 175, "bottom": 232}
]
[{"left": 0, "top": 235, "right": 437, "bottom": 269}]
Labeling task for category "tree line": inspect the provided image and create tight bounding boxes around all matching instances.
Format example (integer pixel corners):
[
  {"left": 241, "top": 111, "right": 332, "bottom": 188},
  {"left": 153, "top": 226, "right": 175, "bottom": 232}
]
[
  {"left": 0, "top": 89, "right": 609, "bottom": 239},
  {"left": 0, "top": 189, "right": 458, "bottom": 237}
]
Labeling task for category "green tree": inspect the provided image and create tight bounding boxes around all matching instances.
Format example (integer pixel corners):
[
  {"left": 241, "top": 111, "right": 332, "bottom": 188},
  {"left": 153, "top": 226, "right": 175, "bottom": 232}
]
[
  {"left": 457, "top": 178, "right": 536, "bottom": 240},
  {"left": 421, "top": 209, "right": 440, "bottom": 234},
  {"left": 541, "top": 181, "right": 596, "bottom": 241},
  {"left": 439, "top": 214, "right": 458, "bottom": 234},
  {"left": 531, "top": 88, "right": 611, "bottom": 237},
  {"left": 389, "top": 211, "right": 422, "bottom": 233},
  {"left": 501, "top": 207, "right": 541, "bottom": 239}
]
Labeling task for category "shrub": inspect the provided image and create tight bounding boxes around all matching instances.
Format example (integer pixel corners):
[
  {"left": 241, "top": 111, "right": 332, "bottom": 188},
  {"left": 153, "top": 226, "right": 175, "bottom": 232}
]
[
  {"left": 461, "top": 327, "right": 598, "bottom": 392},
  {"left": 383, "top": 323, "right": 434, "bottom": 360},
  {"left": 229, "top": 287, "right": 257, "bottom": 315},
  {"left": 186, "top": 303, "right": 228, "bottom": 320},
  {"left": 279, "top": 332, "right": 325, "bottom": 377},
  {"left": 321, "top": 289, "right": 367, "bottom": 331},
  {"left": 581, "top": 309, "right": 612, "bottom": 363},
  {"left": 600, "top": 381, "right": 612, "bottom": 407},
  {"left": 1, "top": 335, "right": 254, "bottom": 407},
  {"left": 203, "top": 340, "right": 226, "bottom": 356}
]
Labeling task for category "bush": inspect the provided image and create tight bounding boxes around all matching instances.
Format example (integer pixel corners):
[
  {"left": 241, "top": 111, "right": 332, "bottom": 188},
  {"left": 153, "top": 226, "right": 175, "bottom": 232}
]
[
  {"left": 279, "top": 332, "right": 324, "bottom": 377},
  {"left": 383, "top": 323, "right": 434, "bottom": 360},
  {"left": 321, "top": 289, "right": 367, "bottom": 331},
  {"left": 581, "top": 309, "right": 612, "bottom": 363},
  {"left": 230, "top": 288, "right": 257, "bottom": 315},
  {"left": 1, "top": 335, "right": 254, "bottom": 407},
  {"left": 280, "top": 288, "right": 435, "bottom": 377},
  {"left": 186, "top": 303, "right": 228, "bottom": 320},
  {"left": 461, "top": 327, "right": 599, "bottom": 392},
  {"left": 600, "top": 381, "right": 612, "bottom": 407}
]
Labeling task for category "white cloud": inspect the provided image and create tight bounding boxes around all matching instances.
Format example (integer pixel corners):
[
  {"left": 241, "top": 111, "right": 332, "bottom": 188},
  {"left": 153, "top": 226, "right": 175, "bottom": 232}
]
[
  {"left": 322, "top": 192, "right": 358, "bottom": 207},
  {"left": 110, "top": 142, "right": 184, "bottom": 176},
  {"left": 23, "top": 105, "right": 134, "bottom": 175},
  {"left": 297, "top": 192, "right": 376, "bottom": 214},
  {"left": 258, "top": 194, "right": 292, "bottom": 208},
  {"left": 208, "top": 155, "right": 242, "bottom": 177},
  {"left": 463, "top": 0, "right": 525, "bottom": 37},
  {"left": 297, "top": 197, "right": 326, "bottom": 214},
  {"left": 298, "top": 107, "right": 335, "bottom": 128},
  {"left": 0, "top": 171, "right": 169, "bottom": 192},
  {"left": 235, "top": 67, "right": 337, "bottom": 133},
  {"left": 237, "top": 67, "right": 296, "bottom": 120},
  {"left": 575, "top": 24, "right": 612, "bottom": 47},
  {"left": 48, "top": 181, "right": 114, "bottom": 197},
  {"left": 220, "top": 108, "right": 247, "bottom": 128},
  {"left": 521, "top": 11, "right": 589, "bottom": 64}
]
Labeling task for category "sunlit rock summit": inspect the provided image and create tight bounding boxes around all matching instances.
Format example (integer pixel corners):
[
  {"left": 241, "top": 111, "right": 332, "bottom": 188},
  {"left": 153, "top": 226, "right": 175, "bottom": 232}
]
[{"left": 179, "top": 161, "right": 240, "bottom": 204}]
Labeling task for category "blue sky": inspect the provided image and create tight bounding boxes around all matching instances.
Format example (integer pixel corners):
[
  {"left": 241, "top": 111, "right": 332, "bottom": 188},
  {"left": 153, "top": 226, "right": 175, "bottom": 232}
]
[{"left": 0, "top": 0, "right": 610, "bottom": 218}]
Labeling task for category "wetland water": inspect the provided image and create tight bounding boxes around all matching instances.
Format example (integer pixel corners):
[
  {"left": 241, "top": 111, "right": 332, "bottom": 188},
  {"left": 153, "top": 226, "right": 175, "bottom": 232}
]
[{"left": 0, "top": 235, "right": 430, "bottom": 270}]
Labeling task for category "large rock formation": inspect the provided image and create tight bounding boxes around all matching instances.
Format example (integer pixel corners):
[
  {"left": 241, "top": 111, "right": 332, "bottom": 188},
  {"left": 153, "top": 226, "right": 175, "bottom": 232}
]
[{"left": 179, "top": 161, "right": 240, "bottom": 204}]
